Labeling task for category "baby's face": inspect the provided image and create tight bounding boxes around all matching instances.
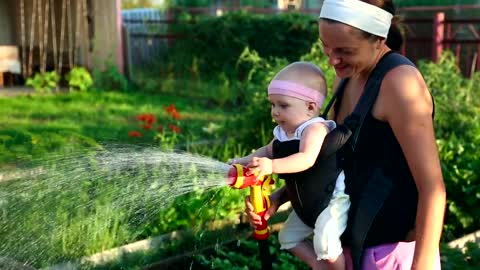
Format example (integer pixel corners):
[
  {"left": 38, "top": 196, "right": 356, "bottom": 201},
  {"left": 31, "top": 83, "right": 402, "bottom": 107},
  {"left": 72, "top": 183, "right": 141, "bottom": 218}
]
[{"left": 269, "top": 94, "right": 312, "bottom": 134}]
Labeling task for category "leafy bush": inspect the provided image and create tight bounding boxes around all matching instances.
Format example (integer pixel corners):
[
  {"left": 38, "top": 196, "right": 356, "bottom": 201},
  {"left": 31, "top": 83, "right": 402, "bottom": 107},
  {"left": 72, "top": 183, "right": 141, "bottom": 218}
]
[
  {"left": 418, "top": 51, "right": 480, "bottom": 241},
  {"left": 167, "top": 12, "right": 318, "bottom": 79},
  {"left": 194, "top": 235, "right": 309, "bottom": 270},
  {"left": 93, "top": 62, "right": 129, "bottom": 92},
  {"left": 441, "top": 242, "right": 480, "bottom": 270},
  {"left": 67, "top": 67, "right": 94, "bottom": 92},
  {"left": 26, "top": 71, "right": 60, "bottom": 93}
]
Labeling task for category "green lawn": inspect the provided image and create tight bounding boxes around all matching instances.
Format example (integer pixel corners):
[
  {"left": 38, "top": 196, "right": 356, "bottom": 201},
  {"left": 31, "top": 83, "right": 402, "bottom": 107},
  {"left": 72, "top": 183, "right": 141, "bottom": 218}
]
[
  {"left": 0, "top": 90, "right": 244, "bottom": 268},
  {"left": 0, "top": 91, "right": 230, "bottom": 166}
]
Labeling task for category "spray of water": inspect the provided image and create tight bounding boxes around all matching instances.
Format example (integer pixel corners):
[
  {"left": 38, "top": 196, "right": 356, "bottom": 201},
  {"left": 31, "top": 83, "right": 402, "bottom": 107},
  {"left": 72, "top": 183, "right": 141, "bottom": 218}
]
[{"left": 0, "top": 144, "right": 234, "bottom": 268}]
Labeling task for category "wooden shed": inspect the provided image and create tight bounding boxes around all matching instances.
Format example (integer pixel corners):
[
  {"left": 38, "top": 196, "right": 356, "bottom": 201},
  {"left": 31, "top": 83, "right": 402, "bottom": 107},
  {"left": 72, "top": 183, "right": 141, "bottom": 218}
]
[{"left": 0, "top": 0, "right": 123, "bottom": 86}]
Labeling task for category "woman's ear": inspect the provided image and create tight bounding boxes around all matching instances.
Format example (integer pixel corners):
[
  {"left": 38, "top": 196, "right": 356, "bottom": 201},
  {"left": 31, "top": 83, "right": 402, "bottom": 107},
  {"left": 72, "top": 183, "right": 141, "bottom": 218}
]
[{"left": 377, "top": 37, "right": 386, "bottom": 49}]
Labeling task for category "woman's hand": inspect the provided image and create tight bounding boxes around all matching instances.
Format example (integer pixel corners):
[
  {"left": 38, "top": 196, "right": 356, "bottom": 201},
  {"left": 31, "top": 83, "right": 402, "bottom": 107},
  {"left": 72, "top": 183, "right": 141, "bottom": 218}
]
[{"left": 244, "top": 190, "right": 281, "bottom": 228}]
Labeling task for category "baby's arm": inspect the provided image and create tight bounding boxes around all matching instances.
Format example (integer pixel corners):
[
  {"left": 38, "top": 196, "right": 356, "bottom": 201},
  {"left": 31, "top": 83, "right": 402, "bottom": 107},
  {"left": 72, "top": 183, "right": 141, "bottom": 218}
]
[
  {"left": 228, "top": 141, "right": 273, "bottom": 165},
  {"left": 249, "top": 122, "right": 328, "bottom": 175}
]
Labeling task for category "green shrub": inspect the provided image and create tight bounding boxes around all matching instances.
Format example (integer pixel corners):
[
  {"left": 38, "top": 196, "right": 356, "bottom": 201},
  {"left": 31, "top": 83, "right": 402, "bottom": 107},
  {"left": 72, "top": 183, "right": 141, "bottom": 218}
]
[
  {"left": 418, "top": 51, "right": 480, "bottom": 241},
  {"left": 93, "top": 62, "right": 129, "bottom": 92},
  {"left": 441, "top": 242, "right": 480, "bottom": 270},
  {"left": 26, "top": 71, "right": 60, "bottom": 93},
  {"left": 167, "top": 12, "right": 318, "bottom": 79},
  {"left": 67, "top": 67, "right": 94, "bottom": 92}
]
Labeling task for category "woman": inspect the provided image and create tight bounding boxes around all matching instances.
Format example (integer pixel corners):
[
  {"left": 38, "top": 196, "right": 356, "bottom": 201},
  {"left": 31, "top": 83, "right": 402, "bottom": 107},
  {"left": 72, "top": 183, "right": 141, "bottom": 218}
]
[{"left": 245, "top": 0, "right": 446, "bottom": 269}]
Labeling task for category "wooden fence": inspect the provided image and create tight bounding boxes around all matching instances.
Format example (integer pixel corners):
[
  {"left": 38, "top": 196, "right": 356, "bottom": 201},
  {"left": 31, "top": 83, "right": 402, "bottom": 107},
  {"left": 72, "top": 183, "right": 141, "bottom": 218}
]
[
  {"left": 122, "top": 5, "right": 480, "bottom": 79},
  {"left": 400, "top": 5, "right": 480, "bottom": 77}
]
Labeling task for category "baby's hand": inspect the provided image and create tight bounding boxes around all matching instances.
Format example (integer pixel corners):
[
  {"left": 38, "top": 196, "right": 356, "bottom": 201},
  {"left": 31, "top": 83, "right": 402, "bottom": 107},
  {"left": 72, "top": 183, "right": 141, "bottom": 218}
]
[{"left": 247, "top": 157, "right": 273, "bottom": 178}]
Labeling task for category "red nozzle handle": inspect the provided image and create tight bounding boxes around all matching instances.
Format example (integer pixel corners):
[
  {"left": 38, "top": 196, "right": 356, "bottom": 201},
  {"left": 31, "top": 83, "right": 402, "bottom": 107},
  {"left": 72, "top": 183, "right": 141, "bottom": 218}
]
[
  {"left": 254, "top": 210, "right": 270, "bottom": 240},
  {"left": 228, "top": 164, "right": 260, "bottom": 189}
]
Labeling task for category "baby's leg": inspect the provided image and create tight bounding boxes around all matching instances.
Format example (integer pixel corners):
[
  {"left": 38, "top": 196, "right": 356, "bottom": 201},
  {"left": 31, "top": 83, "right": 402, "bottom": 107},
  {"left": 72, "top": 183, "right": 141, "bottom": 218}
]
[
  {"left": 289, "top": 240, "right": 324, "bottom": 270},
  {"left": 313, "top": 191, "right": 350, "bottom": 270},
  {"left": 288, "top": 242, "right": 348, "bottom": 270},
  {"left": 279, "top": 211, "right": 324, "bottom": 269},
  {"left": 321, "top": 253, "right": 346, "bottom": 270}
]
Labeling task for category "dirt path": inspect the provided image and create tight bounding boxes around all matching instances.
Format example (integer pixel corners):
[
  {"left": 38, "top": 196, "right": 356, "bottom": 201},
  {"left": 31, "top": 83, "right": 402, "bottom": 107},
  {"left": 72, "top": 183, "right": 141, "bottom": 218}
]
[{"left": 0, "top": 86, "right": 34, "bottom": 97}]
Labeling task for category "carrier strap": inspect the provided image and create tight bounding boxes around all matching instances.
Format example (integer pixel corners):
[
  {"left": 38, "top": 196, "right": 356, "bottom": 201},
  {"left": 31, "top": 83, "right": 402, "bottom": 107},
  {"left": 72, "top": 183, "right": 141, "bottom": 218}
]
[
  {"left": 351, "top": 52, "right": 415, "bottom": 270},
  {"left": 349, "top": 52, "right": 415, "bottom": 151},
  {"left": 322, "top": 51, "right": 416, "bottom": 270}
]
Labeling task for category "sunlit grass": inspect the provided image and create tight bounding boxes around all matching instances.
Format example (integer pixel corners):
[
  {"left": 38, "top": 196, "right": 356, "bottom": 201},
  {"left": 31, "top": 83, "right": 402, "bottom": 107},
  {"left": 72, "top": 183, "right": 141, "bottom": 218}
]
[
  {"left": 0, "top": 89, "right": 244, "bottom": 268},
  {"left": 0, "top": 91, "right": 231, "bottom": 165}
]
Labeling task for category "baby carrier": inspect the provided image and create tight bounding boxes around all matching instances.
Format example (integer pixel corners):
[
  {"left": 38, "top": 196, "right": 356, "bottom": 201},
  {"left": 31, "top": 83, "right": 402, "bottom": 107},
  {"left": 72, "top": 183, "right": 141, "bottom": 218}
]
[{"left": 278, "top": 52, "right": 416, "bottom": 270}]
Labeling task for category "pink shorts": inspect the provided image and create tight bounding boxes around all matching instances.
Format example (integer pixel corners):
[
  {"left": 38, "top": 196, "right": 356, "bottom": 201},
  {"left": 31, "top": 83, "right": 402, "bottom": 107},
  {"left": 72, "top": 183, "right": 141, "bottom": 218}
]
[{"left": 344, "top": 241, "right": 441, "bottom": 270}]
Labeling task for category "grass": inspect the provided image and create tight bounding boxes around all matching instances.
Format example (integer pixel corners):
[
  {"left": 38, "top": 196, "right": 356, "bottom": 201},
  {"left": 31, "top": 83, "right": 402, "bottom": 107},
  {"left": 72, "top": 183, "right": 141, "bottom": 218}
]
[
  {"left": 0, "top": 91, "right": 231, "bottom": 165},
  {"left": 0, "top": 90, "right": 247, "bottom": 268}
]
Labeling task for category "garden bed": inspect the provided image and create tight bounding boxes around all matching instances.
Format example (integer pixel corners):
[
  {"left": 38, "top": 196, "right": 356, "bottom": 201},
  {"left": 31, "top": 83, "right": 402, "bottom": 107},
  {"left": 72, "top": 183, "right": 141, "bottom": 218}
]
[{"left": 44, "top": 208, "right": 291, "bottom": 270}]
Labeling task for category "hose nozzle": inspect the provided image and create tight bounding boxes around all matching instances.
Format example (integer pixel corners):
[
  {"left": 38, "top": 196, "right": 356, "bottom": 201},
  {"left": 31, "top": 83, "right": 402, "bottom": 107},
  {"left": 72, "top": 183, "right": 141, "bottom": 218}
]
[
  {"left": 227, "top": 163, "right": 276, "bottom": 240},
  {"left": 228, "top": 164, "right": 262, "bottom": 189}
]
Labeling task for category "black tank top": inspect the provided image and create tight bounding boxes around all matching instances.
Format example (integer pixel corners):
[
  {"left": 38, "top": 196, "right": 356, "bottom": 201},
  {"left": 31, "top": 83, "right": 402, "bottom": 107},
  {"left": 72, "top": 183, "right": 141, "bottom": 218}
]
[
  {"left": 336, "top": 68, "right": 419, "bottom": 248},
  {"left": 272, "top": 139, "right": 341, "bottom": 228}
]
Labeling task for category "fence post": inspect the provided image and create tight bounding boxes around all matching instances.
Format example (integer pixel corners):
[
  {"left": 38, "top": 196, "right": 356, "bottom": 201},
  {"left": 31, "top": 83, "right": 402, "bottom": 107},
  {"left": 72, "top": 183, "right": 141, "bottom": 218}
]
[
  {"left": 432, "top": 12, "right": 445, "bottom": 62},
  {"left": 477, "top": 45, "right": 480, "bottom": 74},
  {"left": 116, "top": 0, "right": 124, "bottom": 74},
  {"left": 123, "top": 26, "right": 133, "bottom": 80},
  {"left": 166, "top": 8, "right": 174, "bottom": 48}
]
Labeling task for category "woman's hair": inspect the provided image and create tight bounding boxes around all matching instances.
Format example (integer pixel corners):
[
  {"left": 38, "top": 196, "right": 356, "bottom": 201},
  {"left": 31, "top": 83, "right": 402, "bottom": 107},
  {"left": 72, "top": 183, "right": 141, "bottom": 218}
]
[{"left": 361, "top": 0, "right": 404, "bottom": 51}]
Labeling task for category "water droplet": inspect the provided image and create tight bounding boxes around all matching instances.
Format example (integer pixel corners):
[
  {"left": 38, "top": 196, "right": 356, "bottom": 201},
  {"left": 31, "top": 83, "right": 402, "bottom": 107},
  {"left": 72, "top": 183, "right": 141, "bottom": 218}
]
[{"left": 0, "top": 144, "right": 232, "bottom": 266}]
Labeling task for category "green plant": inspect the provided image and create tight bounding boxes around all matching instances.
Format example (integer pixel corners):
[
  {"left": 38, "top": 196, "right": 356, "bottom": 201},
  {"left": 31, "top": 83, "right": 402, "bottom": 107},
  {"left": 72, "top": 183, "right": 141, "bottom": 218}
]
[
  {"left": 441, "top": 242, "right": 480, "bottom": 270},
  {"left": 66, "top": 67, "right": 94, "bottom": 92},
  {"left": 26, "top": 71, "right": 60, "bottom": 93},
  {"left": 127, "top": 104, "right": 184, "bottom": 150},
  {"left": 93, "top": 62, "right": 129, "bottom": 92},
  {"left": 166, "top": 12, "right": 318, "bottom": 80},
  {"left": 194, "top": 233, "right": 309, "bottom": 270},
  {"left": 418, "top": 51, "right": 480, "bottom": 241}
]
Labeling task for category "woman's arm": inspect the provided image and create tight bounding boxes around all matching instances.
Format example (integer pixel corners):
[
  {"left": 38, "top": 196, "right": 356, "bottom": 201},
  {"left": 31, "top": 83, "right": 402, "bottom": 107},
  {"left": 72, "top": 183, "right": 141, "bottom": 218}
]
[{"left": 378, "top": 65, "right": 446, "bottom": 270}]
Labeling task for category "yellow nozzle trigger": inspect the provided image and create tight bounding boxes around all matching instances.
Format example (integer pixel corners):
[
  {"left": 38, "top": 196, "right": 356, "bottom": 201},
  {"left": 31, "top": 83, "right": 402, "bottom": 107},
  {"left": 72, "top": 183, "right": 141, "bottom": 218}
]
[
  {"left": 261, "top": 174, "right": 277, "bottom": 209},
  {"left": 232, "top": 164, "right": 245, "bottom": 189}
]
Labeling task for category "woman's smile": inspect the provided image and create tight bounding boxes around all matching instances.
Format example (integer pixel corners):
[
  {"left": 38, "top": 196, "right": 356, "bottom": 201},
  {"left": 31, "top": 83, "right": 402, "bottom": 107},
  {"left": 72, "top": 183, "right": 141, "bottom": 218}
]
[{"left": 334, "top": 64, "right": 348, "bottom": 72}]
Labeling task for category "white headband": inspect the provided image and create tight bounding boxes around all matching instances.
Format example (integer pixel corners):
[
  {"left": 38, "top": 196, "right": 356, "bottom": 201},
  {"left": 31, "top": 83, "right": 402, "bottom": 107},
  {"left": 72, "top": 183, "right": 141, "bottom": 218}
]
[{"left": 319, "top": 0, "right": 393, "bottom": 38}]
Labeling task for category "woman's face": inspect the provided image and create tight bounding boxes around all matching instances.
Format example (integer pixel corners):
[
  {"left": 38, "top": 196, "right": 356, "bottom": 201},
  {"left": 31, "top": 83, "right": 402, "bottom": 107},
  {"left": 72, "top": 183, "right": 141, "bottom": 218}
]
[{"left": 319, "top": 20, "right": 380, "bottom": 78}]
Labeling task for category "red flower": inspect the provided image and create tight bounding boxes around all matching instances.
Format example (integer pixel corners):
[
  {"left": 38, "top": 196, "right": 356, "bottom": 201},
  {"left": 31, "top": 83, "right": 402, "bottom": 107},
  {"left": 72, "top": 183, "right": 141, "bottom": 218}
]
[
  {"left": 142, "top": 124, "right": 153, "bottom": 130},
  {"left": 165, "top": 104, "right": 176, "bottom": 114},
  {"left": 168, "top": 124, "right": 181, "bottom": 134},
  {"left": 136, "top": 113, "right": 156, "bottom": 124},
  {"left": 165, "top": 104, "right": 181, "bottom": 120},
  {"left": 128, "top": 131, "right": 143, "bottom": 137},
  {"left": 171, "top": 111, "right": 181, "bottom": 120}
]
